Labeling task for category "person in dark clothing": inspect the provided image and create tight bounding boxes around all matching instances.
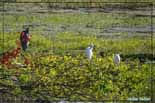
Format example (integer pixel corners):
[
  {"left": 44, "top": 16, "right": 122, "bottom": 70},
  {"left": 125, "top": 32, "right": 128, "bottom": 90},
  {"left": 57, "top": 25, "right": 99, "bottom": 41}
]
[{"left": 20, "top": 28, "right": 31, "bottom": 51}]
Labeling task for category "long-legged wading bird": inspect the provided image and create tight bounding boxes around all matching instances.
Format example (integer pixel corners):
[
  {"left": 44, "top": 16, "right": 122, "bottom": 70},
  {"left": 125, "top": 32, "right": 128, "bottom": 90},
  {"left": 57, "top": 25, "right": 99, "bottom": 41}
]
[
  {"left": 86, "top": 44, "right": 94, "bottom": 60},
  {"left": 113, "top": 54, "right": 121, "bottom": 65}
]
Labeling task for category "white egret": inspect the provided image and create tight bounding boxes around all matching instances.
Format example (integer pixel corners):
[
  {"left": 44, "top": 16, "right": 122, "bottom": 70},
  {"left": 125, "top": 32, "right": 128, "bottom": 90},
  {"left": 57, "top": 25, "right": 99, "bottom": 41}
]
[
  {"left": 86, "top": 44, "right": 94, "bottom": 60},
  {"left": 113, "top": 54, "right": 121, "bottom": 65}
]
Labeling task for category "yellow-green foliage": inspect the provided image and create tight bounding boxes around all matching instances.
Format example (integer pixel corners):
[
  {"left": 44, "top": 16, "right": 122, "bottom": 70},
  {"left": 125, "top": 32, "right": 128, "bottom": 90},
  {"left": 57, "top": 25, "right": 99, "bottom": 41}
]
[{"left": 0, "top": 53, "right": 152, "bottom": 100}]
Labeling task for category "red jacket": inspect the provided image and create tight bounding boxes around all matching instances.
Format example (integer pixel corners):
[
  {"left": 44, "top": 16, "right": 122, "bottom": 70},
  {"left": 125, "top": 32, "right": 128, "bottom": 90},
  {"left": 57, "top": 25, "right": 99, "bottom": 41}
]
[{"left": 20, "top": 31, "right": 30, "bottom": 43}]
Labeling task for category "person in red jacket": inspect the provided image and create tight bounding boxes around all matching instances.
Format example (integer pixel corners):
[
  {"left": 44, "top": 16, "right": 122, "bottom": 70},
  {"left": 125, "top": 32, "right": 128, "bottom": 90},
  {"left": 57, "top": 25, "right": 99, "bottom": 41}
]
[{"left": 20, "top": 28, "right": 31, "bottom": 51}]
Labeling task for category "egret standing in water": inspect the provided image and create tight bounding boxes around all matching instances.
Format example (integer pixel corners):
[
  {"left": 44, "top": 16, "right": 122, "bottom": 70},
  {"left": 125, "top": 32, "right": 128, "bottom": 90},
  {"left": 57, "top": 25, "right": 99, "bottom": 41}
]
[
  {"left": 113, "top": 54, "right": 121, "bottom": 65},
  {"left": 86, "top": 44, "right": 94, "bottom": 60}
]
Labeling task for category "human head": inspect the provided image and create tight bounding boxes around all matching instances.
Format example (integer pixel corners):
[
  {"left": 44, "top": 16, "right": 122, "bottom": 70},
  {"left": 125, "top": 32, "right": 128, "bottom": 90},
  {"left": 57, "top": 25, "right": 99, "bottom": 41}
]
[{"left": 25, "top": 27, "right": 29, "bottom": 33}]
